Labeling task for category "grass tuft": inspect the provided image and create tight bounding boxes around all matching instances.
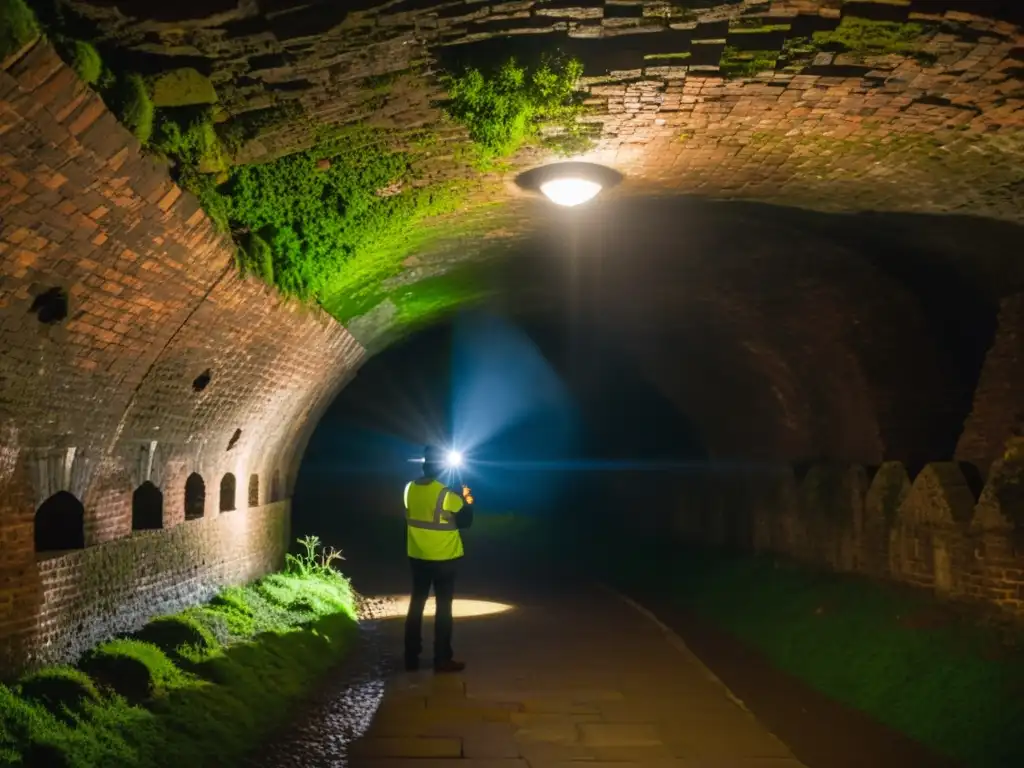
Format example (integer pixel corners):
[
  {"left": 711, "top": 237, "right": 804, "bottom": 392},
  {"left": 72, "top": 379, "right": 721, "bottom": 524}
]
[
  {"left": 0, "top": 0, "right": 39, "bottom": 61},
  {"left": 0, "top": 539, "right": 357, "bottom": 766},
  {"left": 112, "top": 73, "right": 155, "bottom": 145},
  {"left": 17, "top": 667, "right": 100, "bottom": 715}
]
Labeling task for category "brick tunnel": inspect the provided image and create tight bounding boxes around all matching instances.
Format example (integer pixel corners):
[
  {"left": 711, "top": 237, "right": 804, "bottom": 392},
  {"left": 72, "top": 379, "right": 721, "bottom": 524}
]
[{"left": 1, "top": 0, "right": 1024, "bottom": 766}]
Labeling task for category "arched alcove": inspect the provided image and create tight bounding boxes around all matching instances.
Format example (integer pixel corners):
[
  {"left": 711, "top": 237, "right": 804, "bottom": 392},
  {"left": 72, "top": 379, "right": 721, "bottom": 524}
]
[
  {"left": 131, "top": 481, "right": 164, "bottom": 531},
  {"left": 270, "top": 469, "right": 281, "bottom": 503},
  {"left": 220, "top": 473, "right": 236, "bottom": 512},
  {"left": 184, "top": 473, "right": 205, "bottom": 520},
  {"left": 248, "top": 473, "right": 259, "bottom": 507},
  {"left": 35, "top": 491, "right": 85, "bottom": 554}
]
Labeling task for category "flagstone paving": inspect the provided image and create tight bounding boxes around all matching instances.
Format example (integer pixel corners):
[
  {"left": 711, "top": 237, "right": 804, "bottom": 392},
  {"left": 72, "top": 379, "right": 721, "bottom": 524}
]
[{"left": 349, "top": 584, "right": 806, "bottom": 768}]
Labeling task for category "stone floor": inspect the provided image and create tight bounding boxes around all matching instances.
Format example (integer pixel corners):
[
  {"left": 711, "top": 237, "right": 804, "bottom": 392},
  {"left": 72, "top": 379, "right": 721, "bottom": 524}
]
[{"left": 348, "top": 583, "right": 806, "bottom": 768}]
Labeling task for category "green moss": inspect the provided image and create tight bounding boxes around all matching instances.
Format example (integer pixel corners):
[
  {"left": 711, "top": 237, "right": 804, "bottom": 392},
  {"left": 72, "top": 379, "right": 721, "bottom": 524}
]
[
  {"left": 813, "top": 17, "right": 928, "bottom": 55},
  {"left": 0, "top": 545, "right": 358, "bottom": 767},
  {"left": 18, "top": 667, "right": 100, "bottom": 715},
  {"left": 152, "top": 108, "right": 228, "bottom": 173},
  {"left": 133, "top": 615, "right": 219, "bottom": 660},
  {"left": 61, "top": 39, "right": 101, "bottom": 85},
  {"left": 720, "top": 46, "right": 778, "bottom": 77},
  {"left": 238, "top": 232, "right": 275, "bottom": 284},
  {"left": 644, "top": 52, "right": 692, "bottom": 61},
  {"left": 597, "top": 539, "right": 1024, "bottom": 768},
  {"left": 443, "top": 55, "right": 585, "bottom": 161},
  {"left": 112, "top": 73, "right": 154, "bottom": 144},
  {"left": 79, "top": 639, "right": 188, "bottom": 703},
  {"left": 150, "top": 68, "right": 218, "bottom": 108},
  {"left": 0, "top": 0, "right": 38, "bottom": 61}
]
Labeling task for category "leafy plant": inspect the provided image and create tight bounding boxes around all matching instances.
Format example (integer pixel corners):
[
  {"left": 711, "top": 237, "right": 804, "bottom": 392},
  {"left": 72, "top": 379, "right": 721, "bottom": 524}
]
[
  {"left": 443, "top": 55, "right": 586, "bottom": 161},
  {"left": 0, "top": 0, "right": 38, "bottom": 61},
  {"left": 60, "top": 39, "right": 101, "bottom": 85},
  {"left": 286, "top": 534, "right": 344, "bottom": 578},
  {"left": 112, "top": 73, "right": 154, "bottom": 144}
]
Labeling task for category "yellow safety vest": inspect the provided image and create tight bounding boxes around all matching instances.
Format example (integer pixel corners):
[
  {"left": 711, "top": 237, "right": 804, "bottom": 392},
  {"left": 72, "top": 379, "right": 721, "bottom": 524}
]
[{"left": 404, "top": 478, "right": 465, "bottom": 561}]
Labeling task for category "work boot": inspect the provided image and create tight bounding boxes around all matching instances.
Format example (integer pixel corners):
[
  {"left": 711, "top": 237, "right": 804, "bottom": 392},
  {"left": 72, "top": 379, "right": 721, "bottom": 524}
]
[{"left": 433, "top": 659, "right": 465, "bottom": 674}]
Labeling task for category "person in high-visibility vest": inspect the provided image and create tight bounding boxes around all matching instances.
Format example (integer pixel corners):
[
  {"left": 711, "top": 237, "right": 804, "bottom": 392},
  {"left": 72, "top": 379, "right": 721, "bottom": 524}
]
[{"left": 404, "top": 445, "right": 474, "bottom": 673}]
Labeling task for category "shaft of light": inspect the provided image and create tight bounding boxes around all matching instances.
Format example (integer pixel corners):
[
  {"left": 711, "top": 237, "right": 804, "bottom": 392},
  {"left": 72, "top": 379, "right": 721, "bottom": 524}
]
[{"left": 540, "top": 178, "right": 603, "bottom": 207}]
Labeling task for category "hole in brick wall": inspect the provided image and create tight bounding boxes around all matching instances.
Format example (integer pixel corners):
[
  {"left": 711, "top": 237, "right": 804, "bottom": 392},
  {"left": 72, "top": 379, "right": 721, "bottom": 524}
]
[
  {"left": 248, "top": 473, "right": 259, "bottom": 507},
  {"left": 227, "top": 429, "right": 242, "bottom": 451},
  {"left": 270, "top": 469, "right": 282, "bottom": 503},
  {"left": 35, "top": 491, "right": 85, "bottom": 554},
  {"left": 185, "top": 473, "right": 205, "bottom": 520},
  {"left": 29, "top": 287, "right": 69, "bottom": 325},
  {"left": 192, "top": 370, "right": 212, "bottom": 392},
  {"left": 132, "top": 481, "right": 164, "bottom": 531},
  {"left": 220, "top": 473, "right": 237, "bottom": 512}
]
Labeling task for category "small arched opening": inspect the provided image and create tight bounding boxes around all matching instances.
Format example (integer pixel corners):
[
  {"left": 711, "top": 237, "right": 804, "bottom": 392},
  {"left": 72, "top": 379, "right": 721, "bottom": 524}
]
[
  {"left": 185, "top": 473, "right": 205, "bottom": 520},
  {"left": 220, "top": 473, "right": 236, "bottom": 512},
  {"left": 248, "top": 473, "right": 259, "bottom": 507},
  {"left": 270, "top": 469, "right": 281, "bottom": 503},
  {"left": 132, "top": 481, "right": 164, "bottom": 531},
  {"left": 35, "top": 491, "right": 85, "bottom": 554}
]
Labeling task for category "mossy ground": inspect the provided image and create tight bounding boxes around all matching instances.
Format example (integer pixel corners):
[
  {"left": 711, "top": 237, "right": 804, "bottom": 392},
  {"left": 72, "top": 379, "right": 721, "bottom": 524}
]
[
  {"left": 598, "top": 535, "right": 1024, "bottom": 768},
  {"left": 0, "top": 555, "right": 357, "bottom": 767}
]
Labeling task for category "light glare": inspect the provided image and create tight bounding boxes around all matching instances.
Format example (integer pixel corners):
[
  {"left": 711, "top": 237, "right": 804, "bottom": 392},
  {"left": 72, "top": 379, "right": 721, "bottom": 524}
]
[
  {"left": 540, "top": 178, "right": 603, "bottom": 207},
  {"left": 446, "top": 450, "right": 464, "bottom": 468}
]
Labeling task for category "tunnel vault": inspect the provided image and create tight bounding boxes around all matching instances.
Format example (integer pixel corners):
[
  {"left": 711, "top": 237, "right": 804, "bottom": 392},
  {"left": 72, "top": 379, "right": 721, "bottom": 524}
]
[{"left": 1, "top": 0, "right": 1024, "bottom": 670}]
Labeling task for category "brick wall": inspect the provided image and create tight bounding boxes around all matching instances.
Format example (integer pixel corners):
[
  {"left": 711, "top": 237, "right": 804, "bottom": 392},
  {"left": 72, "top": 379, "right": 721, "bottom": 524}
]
[
  {"left": 670, "top": 450, "right": 1024, "bottom": 618},
  {"left": 0, "top": 42, "right": 364, "bottom": 674},
  {"left": 956, "top": 294, "right": 1024, "bottom": 477}
]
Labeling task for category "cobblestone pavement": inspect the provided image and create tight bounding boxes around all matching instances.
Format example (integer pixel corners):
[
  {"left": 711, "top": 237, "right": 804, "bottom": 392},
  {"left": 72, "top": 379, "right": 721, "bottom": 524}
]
[{"left": 334, "top": 582, "right": 807, "bottom": 768}]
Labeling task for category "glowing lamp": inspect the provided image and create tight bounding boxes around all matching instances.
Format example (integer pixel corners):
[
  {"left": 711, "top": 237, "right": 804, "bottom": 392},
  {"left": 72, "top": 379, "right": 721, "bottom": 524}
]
[
  {"left": 445, "top": 450, "right": 464, "bottom": 468},
  {"left": 539, "top": 178, "right": 603, "bottom": 207}
]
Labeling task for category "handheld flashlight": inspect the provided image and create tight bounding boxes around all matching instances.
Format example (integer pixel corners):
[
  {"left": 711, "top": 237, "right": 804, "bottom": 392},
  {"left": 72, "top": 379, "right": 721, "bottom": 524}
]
[{"left": 445, "top": 450, "right": 464, "bottom": 469}]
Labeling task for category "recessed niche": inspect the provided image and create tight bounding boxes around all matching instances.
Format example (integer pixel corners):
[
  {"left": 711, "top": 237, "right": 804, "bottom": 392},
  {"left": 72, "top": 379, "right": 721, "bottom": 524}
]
[
  {"left": 30, "top": 287, "right": 69, "bottom": 325},
  {"left": 192, "top": 370, "right": 212, "bottom": 392}
]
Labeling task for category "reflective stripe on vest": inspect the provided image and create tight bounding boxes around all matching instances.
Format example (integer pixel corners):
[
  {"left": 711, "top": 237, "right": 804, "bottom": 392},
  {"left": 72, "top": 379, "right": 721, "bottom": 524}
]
[{"left": 405, "top": 482, "right": 457, "bottom": 531}]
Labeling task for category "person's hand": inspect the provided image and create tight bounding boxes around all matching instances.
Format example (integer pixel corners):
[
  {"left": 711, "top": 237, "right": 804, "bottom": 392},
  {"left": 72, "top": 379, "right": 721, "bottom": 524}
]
[{"left": 462, "top": 485, "right": 474, "bottom": 505}]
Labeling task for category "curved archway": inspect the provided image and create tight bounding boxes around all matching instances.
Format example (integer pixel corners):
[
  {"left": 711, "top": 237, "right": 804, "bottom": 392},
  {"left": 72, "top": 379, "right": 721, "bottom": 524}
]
[
  {"left": 35, "top": 491, "right": 85, "bottom": 554},
  {"left": 184, "top": 473, "right": 205, "bottom": 520},
  {"left": 248, "top": 473, "right": 259, "bottom": 507},
  {"left": 131, "top": 481, "right": 164, "bottom": 531},
  {"left": 220, "top": 473, "right": 237, "bottom": 512}
]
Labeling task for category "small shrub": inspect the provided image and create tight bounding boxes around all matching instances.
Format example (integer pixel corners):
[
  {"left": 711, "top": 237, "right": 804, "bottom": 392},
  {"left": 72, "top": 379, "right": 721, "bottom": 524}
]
[
  {"left": 112, "top": 73, "right": 154, "bottom": 144},
  {"left": 18, "top": 667, "right": 100, "bottom": 715},
  {"left": 0, "top": 0, "right": 39, "bottom": 61},
  {"left": 443, "top": 55, "right": 585, "bottom": 161},
  {"left": 69, "top": 40, "right": 101, "bottom": 85},
  {"left": 79, "top": 639, "right": 186, "bottom": 703},
  {"left": 152, "top": 108, "right": 228, "bottom": 173},
  {"left": 134, "top": 615, "right": 219, "bottom": 658},
  {"left": 239, "top": 232, "right": 274, "bottom": 284}
]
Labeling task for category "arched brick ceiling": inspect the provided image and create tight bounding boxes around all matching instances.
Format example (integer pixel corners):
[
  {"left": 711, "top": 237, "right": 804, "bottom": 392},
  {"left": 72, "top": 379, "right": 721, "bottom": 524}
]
[{"left": 47, "top": 0, "right": 1024, "bottom": 464}]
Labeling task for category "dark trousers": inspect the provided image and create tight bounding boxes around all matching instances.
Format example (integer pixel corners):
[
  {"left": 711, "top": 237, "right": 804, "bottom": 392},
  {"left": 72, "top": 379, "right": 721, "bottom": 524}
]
[{"left": 404, "top": 557, "right": 458, "bottom": 664}]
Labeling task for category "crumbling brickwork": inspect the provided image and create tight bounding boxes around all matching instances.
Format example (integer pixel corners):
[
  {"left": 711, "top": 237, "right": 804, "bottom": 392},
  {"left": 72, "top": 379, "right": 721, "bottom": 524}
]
[{"left": 0, "top": 44, "right": 364, "bottom": 674}]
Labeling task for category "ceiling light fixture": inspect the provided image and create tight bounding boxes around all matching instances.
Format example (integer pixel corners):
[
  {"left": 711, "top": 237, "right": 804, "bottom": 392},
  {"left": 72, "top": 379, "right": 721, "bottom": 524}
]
[
  {"left": 539, "top": 178, "right": 604, "bottom": 207},
  {"left": 515, "top": 162, "right": 623, "bottom": 208}
]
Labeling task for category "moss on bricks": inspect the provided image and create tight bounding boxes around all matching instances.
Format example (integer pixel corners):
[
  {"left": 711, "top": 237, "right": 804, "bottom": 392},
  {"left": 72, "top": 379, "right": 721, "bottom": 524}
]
[
  {"left": 150, "top": 68, "right": 218, "bottom": 108},
  {"left": 18, "top": 667, "right": 101, "bottom": 715},
  {"left": 112, "top": 73, "right": 155, "bottom": 145},
  {"left": 134, "top": 615, "right": 219, "bottom": 659},
  {"left": 79, "top": 639, "right": 187, "bottom": 703},
  {"left": 0, "top": 0, "right": 39, "bottom": 61}
]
